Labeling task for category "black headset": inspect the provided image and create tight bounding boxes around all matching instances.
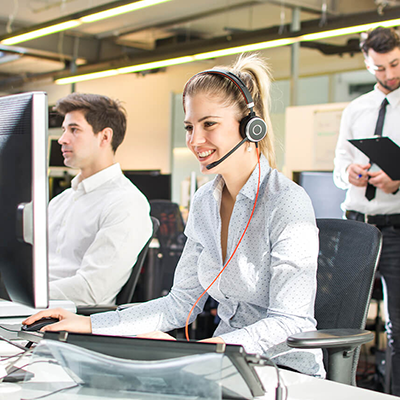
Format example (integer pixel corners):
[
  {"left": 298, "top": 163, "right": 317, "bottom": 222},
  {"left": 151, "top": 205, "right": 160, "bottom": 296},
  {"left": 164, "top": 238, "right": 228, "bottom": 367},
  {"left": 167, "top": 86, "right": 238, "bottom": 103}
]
[{"left": 183, "top": 68, "right": 268, "bottom": 143}]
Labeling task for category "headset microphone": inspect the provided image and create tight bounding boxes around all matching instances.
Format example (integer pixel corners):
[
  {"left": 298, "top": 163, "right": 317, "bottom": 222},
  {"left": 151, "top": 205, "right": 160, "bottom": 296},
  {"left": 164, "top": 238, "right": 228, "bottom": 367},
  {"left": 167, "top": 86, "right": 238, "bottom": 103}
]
[{"left": 206, "top": 137, "right": 248, "bottom": 170}]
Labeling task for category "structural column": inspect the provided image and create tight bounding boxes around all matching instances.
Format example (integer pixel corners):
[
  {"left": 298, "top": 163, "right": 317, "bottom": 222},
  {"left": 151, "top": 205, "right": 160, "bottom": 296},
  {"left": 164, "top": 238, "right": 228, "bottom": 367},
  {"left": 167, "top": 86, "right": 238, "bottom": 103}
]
[{"left": 290, "top": 7, "right": 301, "bottom": 106}]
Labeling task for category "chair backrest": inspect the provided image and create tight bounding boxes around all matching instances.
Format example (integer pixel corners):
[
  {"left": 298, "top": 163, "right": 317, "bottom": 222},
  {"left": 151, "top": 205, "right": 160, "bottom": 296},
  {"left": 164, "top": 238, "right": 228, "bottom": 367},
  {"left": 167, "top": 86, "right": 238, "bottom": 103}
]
[
  {"left": 149, "top": 200, "right": 186, "bottom": 250},
  {"left": 316, "top": 218, "right": 382, "bottom": 383},
  {"left": 316, "top": 218, "right": 382, "bottom": 330},
  {"left": 116, "top": 216, "right": 160, "bottom": 305}
]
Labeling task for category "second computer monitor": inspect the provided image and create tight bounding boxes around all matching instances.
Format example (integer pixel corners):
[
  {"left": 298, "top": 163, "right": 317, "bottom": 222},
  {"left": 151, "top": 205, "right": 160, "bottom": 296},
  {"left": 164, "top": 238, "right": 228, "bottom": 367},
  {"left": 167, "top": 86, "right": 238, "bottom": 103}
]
[
  {"left": 0, "top": 91, "right": 49, "bottom": 309},
  {"left": 294, "top": 171, "right": 346, "bottom": 219}
]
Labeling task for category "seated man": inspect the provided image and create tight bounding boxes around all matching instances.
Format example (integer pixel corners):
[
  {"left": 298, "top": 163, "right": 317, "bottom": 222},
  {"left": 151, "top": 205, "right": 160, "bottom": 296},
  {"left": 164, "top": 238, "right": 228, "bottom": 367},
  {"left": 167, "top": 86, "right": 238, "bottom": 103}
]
[{"left": 49, "top": 93, "right": 152, "bottom": 307}]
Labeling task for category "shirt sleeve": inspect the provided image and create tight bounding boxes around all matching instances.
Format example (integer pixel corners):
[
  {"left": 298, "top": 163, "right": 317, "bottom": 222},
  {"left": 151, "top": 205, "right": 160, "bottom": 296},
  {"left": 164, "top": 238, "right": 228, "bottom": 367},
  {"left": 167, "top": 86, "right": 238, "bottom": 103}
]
[
  {"left": 91, "top": 235, "right": 209, "bottom": 335},
  {"left": 50, "top": 195, "right": 152, "bottom": 306},
  {"left": 333, "top": 105, "right": 356, "bottom": 190},
  {"left": 218, "top": 187, "right": 319, "bottom": 356}
]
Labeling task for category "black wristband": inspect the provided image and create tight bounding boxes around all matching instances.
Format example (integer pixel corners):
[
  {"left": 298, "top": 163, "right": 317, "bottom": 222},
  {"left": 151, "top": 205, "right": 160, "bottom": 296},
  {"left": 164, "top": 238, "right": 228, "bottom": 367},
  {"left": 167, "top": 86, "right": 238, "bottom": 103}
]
[{"left": 393, "top": 188, "right": 399, "bottom": 195}]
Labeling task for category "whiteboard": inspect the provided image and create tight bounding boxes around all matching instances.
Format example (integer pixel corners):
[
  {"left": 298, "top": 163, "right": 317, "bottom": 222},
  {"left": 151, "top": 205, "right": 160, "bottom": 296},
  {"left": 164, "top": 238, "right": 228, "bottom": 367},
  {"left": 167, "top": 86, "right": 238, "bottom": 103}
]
[{"left": 313, "top": 108, "right": 344, "bottom": 169}]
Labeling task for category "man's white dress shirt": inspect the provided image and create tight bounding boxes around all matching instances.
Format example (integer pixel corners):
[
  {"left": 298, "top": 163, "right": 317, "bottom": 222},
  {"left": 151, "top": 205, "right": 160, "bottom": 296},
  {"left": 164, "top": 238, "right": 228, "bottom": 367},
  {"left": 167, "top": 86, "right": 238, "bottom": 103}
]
[
  {"left": 49, "top": 163, "right": 152, "bottom": 306},
  {"left": 92, "top": 155, "right": 324, "bottom": 377},
  {"left": 334, "top": 85, "right": 400, "bottom": 215}
]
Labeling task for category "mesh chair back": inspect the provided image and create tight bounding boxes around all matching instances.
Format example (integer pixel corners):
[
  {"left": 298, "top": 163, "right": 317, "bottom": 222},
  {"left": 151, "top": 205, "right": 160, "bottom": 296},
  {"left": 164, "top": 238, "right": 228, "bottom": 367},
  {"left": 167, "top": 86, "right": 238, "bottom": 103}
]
[
  {"left": 116, "top": 216, "right": 160, "bottom": 305},
  {"left": 316, "top": 218, "right": 382, "bottom": 384},
  {"left": 316, "top": 219, "right": 381, "bottom": 330}
]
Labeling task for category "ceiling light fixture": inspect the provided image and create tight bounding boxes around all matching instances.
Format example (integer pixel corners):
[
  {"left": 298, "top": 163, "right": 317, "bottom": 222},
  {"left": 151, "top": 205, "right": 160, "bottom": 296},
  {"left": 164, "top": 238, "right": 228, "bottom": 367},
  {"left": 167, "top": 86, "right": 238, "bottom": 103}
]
[
  {"left": 1, "top": 0, "right": 171, "bottom": 46},
  {"left": 55, "top": 17, "right": 400, "bottom": 85},
  {"left": 80, "top": 0, "right": 170, "bottom": 23},
  {"left": 300, "top": 18, "right": 400, "bottom": 41},
  {"left": 2, "top": 21, "right": 81, "bottom": 46}
]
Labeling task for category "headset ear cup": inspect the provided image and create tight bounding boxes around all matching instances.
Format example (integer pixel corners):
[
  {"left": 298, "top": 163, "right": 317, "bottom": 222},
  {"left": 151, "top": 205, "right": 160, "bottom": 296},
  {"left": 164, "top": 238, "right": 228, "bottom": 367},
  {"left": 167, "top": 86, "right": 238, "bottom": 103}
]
[
  {"left": 239, "top": 115, "right": 252, "bottom": 139},
  {"left": 240, "top": 115, "right": 267, "bottom": 142}
]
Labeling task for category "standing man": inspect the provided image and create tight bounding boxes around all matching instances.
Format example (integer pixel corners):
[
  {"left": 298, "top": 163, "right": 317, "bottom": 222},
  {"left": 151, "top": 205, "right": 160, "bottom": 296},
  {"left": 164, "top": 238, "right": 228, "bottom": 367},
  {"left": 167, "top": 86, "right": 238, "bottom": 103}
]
[
  {"left": 49, "top": 93, "right": 152, "bottom": 307},
  {"left": 334, "top": 27, "right": 400, "bottom": 395}
]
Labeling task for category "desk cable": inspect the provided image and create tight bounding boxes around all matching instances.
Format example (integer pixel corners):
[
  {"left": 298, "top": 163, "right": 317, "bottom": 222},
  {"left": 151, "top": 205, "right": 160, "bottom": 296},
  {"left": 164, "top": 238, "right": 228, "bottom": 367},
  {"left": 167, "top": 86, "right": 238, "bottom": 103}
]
[
  {"left": 0, "top": 325, "right": 31, "bottom": 361},
  {"left": 0, "top": 347, "right": 79, "bottom": 400},
  {"left": 246, "top": 354, "right": 288, "bottom": 400},
  {"left": 21, "top": 383, "right": 80, "bottom": 400},
  {"left": 1, "top": 357, "right": 78, "bottom": 400}
]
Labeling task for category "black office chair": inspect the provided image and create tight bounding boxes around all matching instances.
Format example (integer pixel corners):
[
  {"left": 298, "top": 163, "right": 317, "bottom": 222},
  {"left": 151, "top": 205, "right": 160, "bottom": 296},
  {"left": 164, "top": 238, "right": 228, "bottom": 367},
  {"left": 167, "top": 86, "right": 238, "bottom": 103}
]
[
  {"left": 77, "top": 216, "right": 159, "bottom": 315},
  {"left": 146, "top": 200, "right": 186, "bottom": 297},
  {"left": 149, "top": 200, "right": 186, "bottom": 250},
  {"left": 287, "top": 218, "right": 382, "bottom": 386}
]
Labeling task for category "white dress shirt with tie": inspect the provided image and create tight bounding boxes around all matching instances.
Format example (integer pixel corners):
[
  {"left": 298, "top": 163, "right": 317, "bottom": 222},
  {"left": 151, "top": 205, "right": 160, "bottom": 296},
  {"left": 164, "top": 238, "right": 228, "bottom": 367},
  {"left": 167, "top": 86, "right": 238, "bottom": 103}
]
[
  {"left": 334, "top": 85, "right": 400, "bottom": 215},
  {"left": 49, "top": 163, "right": 152, "bottom": 306},
  {"left": 91, "top": 155, "right": 324, "bottom": 377}
]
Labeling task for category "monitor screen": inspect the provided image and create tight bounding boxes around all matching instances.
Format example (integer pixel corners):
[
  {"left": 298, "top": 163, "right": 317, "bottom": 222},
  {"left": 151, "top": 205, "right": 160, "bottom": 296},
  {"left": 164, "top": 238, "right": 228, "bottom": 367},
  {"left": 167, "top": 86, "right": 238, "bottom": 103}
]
[
  {"left": 0, "top": 92, "right": 49, "bottom": 308},
  {"left": 293, "top": 171, "right": 346, "bottom": 219},
  {"left": 123, "top": 171, "right": 171, "bottom": 201}
]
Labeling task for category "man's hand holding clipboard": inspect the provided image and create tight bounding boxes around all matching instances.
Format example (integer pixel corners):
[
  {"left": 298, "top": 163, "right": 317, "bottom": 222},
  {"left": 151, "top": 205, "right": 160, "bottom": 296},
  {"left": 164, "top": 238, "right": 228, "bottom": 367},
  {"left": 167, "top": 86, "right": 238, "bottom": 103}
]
[{"left": 348, "top": 137, "right": 400, "bottom": 193}]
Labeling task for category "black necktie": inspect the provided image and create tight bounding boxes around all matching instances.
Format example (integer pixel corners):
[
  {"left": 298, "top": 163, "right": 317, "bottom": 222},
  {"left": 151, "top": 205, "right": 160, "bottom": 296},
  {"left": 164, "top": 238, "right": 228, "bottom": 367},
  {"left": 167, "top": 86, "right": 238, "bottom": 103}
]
[{"left": 365, "top": 98, "right": 389, "bottom": 201}]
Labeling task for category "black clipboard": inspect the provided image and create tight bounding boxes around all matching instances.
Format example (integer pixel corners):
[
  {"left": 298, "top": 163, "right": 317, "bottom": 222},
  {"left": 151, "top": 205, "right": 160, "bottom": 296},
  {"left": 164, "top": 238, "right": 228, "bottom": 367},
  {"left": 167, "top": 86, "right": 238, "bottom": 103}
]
[{"left": 348, "top": 137, "right": 400, "bottom": 180}]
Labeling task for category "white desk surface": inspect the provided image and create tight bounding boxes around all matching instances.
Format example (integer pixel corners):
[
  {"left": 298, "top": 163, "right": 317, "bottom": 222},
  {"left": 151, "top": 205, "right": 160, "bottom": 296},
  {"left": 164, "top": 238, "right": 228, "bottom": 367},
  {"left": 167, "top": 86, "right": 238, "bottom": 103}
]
[{"left": 0, "top": 338, "right": 397, "bottom": 400}]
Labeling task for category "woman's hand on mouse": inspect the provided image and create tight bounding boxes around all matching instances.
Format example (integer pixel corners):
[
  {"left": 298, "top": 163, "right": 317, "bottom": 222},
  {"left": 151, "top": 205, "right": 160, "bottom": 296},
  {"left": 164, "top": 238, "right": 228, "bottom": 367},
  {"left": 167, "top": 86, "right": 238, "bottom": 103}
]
[{"left": 22, "top": 308, "right": 92, "bottom": 333}]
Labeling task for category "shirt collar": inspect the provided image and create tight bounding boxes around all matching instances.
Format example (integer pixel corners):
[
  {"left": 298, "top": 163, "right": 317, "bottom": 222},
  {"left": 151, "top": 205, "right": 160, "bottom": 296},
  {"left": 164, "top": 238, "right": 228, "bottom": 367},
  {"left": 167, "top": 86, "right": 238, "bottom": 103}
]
[
  {"left": 71, "top": 163, "right": 122, "bottom": 193},
  {"left": 374, "top": 84, "right": 400, "bottom": 107},
  {"left": 211, "top": 153, "right": 271, "bottom": 202}
]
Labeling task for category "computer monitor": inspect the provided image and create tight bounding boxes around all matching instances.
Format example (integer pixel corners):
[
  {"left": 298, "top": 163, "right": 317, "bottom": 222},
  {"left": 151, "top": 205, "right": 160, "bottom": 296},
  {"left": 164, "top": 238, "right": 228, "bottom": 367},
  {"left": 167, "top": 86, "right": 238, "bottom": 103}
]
[
  {"left": 123, "top": 171, "right": 171, "bottom": 200},
  {"left": 293, "top": 171, "right": 346, "bottom": 219},
  {"left": 0, "top": 91, "right": 49, "bottom": 309}
]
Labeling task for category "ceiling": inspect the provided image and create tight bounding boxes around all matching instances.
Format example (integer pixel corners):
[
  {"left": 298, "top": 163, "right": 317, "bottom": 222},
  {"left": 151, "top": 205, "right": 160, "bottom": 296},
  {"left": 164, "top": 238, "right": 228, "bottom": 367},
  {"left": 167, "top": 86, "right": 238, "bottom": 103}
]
[{"left": 0, "top": 0, "right": 399, "bottom": 90}]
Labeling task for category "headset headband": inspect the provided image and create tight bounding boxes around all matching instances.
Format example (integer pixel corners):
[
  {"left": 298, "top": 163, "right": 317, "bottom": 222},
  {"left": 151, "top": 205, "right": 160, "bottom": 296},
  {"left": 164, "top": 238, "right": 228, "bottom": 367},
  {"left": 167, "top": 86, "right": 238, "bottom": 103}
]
[{"left": 183, "top": 68, "right": 255, "bottom": 114}]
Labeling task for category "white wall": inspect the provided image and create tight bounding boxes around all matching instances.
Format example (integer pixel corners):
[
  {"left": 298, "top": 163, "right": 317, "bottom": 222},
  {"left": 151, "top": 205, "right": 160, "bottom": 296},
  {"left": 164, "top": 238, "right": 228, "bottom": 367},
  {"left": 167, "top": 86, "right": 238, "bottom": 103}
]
[{"left": 285, "top": 102, "right": 349, "bottom": 179}]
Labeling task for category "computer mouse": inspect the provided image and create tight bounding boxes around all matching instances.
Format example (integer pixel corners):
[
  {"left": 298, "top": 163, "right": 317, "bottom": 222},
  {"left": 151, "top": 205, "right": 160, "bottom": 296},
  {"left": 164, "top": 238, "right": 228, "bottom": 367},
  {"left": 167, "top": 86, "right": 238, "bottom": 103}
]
[{"left": 21, "top": 317, "right": 60, "bottom": 332}]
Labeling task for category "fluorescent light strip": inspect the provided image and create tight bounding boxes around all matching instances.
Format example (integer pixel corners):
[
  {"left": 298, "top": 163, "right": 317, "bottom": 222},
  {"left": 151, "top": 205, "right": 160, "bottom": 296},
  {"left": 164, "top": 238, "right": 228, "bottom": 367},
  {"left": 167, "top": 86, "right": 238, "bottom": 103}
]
[
  {"left": 56, "top": 39, "right": 299, "bottom": 84},
  {"left": 300, "top": 18, "right": 400, "bottom": 41},
  {"left": 2, "top": 21, "right": 81, "bottom": 46},
  {"left": 81, "top": 0, "right": 171, "bottom": 23},
  {"left": 194, "top": 38, "right": 297, "bottom": 60},
  {"left": 55, "top": 17, "right": 400, "bottom": 85},
  {"left": 58, "top": 70, "right": 119, "bottom": 84},
  {"left": 56, "top": 57, "right": 195, "bottom": 84},
  {"left": 118, "top": 56, "right": 194, "bottom": 74},
  {"left": 1, "top": 0, "right": 171, "bottom": 45}
]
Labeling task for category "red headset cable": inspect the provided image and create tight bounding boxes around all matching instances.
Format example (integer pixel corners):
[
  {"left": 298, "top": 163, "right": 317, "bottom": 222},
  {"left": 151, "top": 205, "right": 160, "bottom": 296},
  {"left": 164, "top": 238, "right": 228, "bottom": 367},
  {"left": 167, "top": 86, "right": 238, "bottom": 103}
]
[{"left": 185, "top": 146, "right": 262, "bottom": 341}]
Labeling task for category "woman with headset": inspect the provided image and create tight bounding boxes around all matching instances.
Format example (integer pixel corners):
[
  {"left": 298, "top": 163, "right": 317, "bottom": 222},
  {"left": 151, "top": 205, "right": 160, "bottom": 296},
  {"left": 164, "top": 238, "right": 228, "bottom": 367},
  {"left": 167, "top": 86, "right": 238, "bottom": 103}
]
[{"left": 24, "top": 53, "right": 324, "bottom": 377}]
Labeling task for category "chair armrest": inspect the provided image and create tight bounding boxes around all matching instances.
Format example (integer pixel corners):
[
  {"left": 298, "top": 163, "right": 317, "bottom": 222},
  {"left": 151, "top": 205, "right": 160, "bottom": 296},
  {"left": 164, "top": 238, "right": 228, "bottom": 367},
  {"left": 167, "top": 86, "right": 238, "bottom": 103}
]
[
  {"left": 287, "top": 328, "right": 374, "bottom": 349},
  {"left": 77, "top": 306, "right": 118, "bottom": 316}
]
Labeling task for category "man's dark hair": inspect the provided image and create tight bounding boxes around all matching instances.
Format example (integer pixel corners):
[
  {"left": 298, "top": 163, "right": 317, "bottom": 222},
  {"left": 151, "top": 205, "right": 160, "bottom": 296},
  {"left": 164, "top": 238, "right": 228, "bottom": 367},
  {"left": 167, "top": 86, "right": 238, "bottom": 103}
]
[
  {"left": 360, "top": 27, "right": 400, "bottom": 55},
  {"left": 55, "top": 93, "right": 127, "bottom": 153}
]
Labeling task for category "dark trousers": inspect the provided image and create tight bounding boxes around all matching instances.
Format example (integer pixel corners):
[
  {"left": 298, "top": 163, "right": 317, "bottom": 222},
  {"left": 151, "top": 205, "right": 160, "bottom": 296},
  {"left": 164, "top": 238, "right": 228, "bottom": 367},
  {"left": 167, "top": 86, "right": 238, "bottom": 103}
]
[
  {"left": 378, "top": 225, "right": 400, "bottom": 396},
  {"left": 346, "top": 213, "right": 400, "bottom": 395}
]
